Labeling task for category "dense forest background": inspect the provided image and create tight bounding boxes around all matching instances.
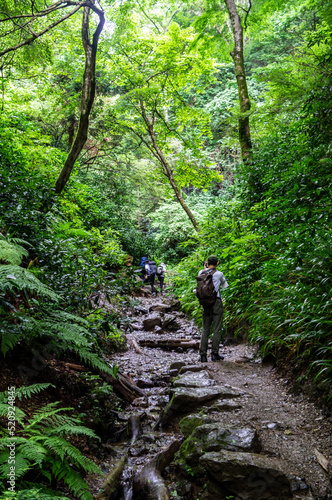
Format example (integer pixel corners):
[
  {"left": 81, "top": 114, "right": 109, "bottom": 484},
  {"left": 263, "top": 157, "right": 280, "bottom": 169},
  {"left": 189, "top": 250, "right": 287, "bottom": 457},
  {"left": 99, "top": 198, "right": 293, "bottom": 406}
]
[{"left": 0, "top": 0, "right": 331, "bottom": 497}]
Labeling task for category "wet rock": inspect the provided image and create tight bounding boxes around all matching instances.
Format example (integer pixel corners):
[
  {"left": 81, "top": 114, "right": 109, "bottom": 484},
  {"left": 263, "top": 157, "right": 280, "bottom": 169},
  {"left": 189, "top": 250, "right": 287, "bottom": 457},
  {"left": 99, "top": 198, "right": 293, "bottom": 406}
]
[
  {"left": 176, "top": 479, "right": 193, "bottom": 496},
  {"left": 161, "top": 314, "right": 177, "bottom": 328},
  {"left": 137, "top": 378, "right": 154, "bottom": 388},
  {"left": 169, "top": 369, "right": 178, "bottom": 377},
  {"left": 148, "top": 395, "right": 169, "bottom": 407},
  {"left": 149, "top": 303, "right": 169, "bottom": 313},
  {"left": 169, "top": 361, "right": 186, "bottom": 372},
  {"left": 200, "top": 450, "right": 292, "bottom": 498},
  {"left": 291, "top": 476, "right": 309, "bottom": 492},
  {"left": 167, "top": 320, "right": 182, "bottom": 331},
  {"left": 165, "top": 300, "right": 181, "bottom": 312},
  {"left": 129, "top": 446, "right": 148, "bottom": 457},
  {"left": 131, "top": 397, "right": 148, "bottom": 407},
  {"left": 156, "top": 385, "right": 243, "bottom": 429},
  {"left": 179, "top": 424, "right": 261, "bottom": 469},
  {"left": 176, "top": 347, "right": 183, "bottom": 353},
  {"left": 179, "top": 414, "right": 214, "bottom": 438},
  {"left": 173, "top": 370, "right": 215, "bottom": 388},
  {"left": 154, "top": 325, "right": 164, "bottom": 334},
  {"left": 143, "top": 314, "right": 162, "bottom": 331},
  {"left": 134, "top": 306, "right": 149, "bottom": 315},
  {"left": 179, "top": 364, "right": 210, "bottom": 374},
  {"left": 131, "top": 322, "right": 144, "bottom": 331}
]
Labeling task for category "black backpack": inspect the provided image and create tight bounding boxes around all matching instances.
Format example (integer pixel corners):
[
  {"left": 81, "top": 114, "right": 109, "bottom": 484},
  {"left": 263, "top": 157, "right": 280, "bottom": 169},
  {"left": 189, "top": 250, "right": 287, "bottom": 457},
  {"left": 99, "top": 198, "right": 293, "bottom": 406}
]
[
  {"left": 195, "top": 269, "right": 217, "bottom": 307},
  {"left": 147, "top": 261, "right": 157, "bottom": 276}
]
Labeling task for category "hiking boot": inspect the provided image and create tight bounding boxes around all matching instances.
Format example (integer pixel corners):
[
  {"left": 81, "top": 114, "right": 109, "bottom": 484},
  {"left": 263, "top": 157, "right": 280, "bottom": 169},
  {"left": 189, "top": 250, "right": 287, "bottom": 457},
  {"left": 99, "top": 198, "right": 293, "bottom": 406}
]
[
  {"left": 211, "top": 353, "right": 224, "bottom": 361},
  {"left": 200, "top": 354, "right": 207, "bottom": 363}
]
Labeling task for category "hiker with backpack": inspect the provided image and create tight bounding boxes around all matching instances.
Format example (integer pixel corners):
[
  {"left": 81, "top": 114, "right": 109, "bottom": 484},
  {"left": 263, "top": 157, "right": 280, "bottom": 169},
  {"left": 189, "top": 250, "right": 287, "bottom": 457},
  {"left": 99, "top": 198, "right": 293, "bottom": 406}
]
[
  {"left": 144, "top": 259, "right": 158, "bottom": 295},
  {"left": 140, "top": 255, "right": 149, "bottom": 283},
  {"left": 156, "top": 262, "right": 166, "bottom": 294},
  {"left": 195, "top": 255, "right": 229, "bottom": 362}
]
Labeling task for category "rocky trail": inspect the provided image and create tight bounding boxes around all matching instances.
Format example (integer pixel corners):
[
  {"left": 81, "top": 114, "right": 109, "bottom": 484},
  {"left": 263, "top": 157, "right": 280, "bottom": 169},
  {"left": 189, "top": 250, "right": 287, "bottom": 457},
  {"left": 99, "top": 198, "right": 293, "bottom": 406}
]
[{"left": 92, "top": 288, "right": 332, "bottom": 500}]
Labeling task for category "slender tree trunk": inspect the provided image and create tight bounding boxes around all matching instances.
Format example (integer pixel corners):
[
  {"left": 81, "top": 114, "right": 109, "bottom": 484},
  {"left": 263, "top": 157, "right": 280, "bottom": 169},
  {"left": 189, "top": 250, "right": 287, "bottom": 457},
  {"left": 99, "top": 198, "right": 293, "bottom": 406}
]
[
  {"left": 55, "top": 4, "right": 105, "bottom": 194},
  {"left": 139, "top": 101, "right": 199, "bottom": 231},
  {"left": 224, "top": 0, "right": 252, "bottom": 161}
]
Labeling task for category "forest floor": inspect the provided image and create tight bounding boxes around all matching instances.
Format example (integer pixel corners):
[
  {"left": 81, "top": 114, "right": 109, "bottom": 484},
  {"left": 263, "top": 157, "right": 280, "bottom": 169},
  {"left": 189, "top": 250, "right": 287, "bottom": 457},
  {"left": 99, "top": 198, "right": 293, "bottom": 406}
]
[{"left": 95, "top": 286, "right": 332, "bottom": 500}]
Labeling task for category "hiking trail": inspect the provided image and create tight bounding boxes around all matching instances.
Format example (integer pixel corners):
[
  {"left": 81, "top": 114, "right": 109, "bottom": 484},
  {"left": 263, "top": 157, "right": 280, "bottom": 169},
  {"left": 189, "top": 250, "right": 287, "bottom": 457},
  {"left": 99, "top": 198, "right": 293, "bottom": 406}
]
[{"left": 91, "top": 287, "right": 332, "bottom": 500}]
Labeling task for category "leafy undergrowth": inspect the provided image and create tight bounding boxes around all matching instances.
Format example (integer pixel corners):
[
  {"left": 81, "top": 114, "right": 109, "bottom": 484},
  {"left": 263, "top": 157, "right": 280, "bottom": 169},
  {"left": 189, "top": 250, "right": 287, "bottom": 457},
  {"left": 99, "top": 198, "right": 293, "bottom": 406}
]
[{"left": 0, "top": 351, "right": 126, "bottom": 499}]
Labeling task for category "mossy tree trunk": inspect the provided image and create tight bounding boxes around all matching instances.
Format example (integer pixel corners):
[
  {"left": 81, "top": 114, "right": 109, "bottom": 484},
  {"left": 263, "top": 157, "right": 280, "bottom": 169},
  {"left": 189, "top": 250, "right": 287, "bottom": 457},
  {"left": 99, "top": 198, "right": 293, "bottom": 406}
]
[
  {"left": 224, "top": 0, "right": 252, "bottom": 161},
  {"left": 55, "top": 3, "right": 105, "bottom": 194}
]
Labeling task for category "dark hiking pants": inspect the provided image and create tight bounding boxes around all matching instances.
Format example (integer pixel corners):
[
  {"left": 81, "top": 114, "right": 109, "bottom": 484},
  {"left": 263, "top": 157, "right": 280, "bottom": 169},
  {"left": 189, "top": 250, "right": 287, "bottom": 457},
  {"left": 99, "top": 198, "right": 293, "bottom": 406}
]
[{"left": 199, "top": 298, "right": 224, "bottom": 356}]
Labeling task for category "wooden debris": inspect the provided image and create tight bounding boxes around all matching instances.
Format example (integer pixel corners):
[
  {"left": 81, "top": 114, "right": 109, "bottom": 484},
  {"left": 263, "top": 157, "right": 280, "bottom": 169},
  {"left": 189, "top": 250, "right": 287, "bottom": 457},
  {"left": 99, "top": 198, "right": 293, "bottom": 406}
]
[
  {"left": 113, "top": 412, "right": 146, "bottom": 444},
  {"left": 133, "top": 439, "right": 182, "bottom": 499},
  {"left": 99, "top": 370, "right": 146, "bottom": 403},
  {"left": 131, "top": 337, "right": 144, "bottom": 354},
  {"left": 314, "top": 448, "right": 331, "bottom": 475},
  {"left": 96, "top": 454, "right": 127, "bottom": 499},
  {"left": 66, "top": 363, "right": 87, "bottom": 372},
  {"left": 138, "top": 338, "right": 199, "bottom": 350}
]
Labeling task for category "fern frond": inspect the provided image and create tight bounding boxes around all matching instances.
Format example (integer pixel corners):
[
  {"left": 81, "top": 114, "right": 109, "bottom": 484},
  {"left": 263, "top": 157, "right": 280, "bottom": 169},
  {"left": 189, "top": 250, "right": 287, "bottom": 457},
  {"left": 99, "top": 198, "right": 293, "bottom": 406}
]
[
  {"left": 15, "top": 441, "right": 47, "bottom": 466},
  {"left": 0, "top": 239, "right": 28, "bottom": 266},
  {"left": 61, "top": 467, "right": 94, "bottom": 500},
  {"left": 78, "top": 349, "right": 115, "bottom": 376},
  {"left": 49, "top": 424, "right": 98, "bottom": 439},
  {"left": 25, "top": 404, "right": 74, "bottom": 431},
  {"left": 0, "top": 383, "right": 53, "bottom": 403},
  {"left": 43, "top": 436, "right": 101, "bottom": 474},
  {"left": 0, "top": 331, "right": 22, "bottom": 356},
  {"left": 0, "top": 437, "right": 27, "bottom": 451},
  {"left": 48, "top": 310, "right": 89, "bottom": 326},
  {"left": 14, "top": 383, "right": 54, "bottom": 401},
  {"left": 0, "top": 451, "right": 30, "bottom": 479},
  {"left": 0, "top": 265, "right": 59, "bottom": 301},
  {"left": 0, "top": 403, "right": 25, "bottom": 424}
]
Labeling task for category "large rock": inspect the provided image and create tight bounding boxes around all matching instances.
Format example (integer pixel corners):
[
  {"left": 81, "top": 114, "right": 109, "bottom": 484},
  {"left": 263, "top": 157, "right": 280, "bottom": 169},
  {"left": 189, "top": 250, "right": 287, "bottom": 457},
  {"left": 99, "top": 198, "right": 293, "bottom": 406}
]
[
  {"left": 155, "top": 385, "right": 243, "bottom": 429},
  {"left": 173, "top": 370, "right": 215, "bottom": 388},
  {"left": 150, "top": 303, "right": 169, "bottom": 313},
  {"left": 167, "top": 320, "right": 182, "bottom": 330},
  {"left": 169, "top": 361, "right": 186, "bottom": 373},
  {"left": 179, "top": 414, "right": 214, "bottom": 438},
  {"left": 165, "top": 300, "right": 181, "bottom": 312},
  {"left": 143, "top": 313, "right": 162, "bottom": 331},
  {"left": 200, "top": 450, "right": 292, "bottom": 499},
  {"left": 179, "top": 365, "right": 209, "bottom": 374},
  {"left": 161, "top": 313, "right": 177, "bottom": 328},
  {"left": 178, "top": 424, "right": 261, "bottom": 471}
]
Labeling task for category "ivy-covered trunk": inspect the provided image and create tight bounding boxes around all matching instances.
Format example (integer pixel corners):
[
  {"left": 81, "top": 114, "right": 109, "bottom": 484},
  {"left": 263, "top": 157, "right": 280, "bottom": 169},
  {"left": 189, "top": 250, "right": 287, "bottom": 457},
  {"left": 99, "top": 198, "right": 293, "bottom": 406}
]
[{"left": 224, "top": 0, "right": 252, "bottom": 161}]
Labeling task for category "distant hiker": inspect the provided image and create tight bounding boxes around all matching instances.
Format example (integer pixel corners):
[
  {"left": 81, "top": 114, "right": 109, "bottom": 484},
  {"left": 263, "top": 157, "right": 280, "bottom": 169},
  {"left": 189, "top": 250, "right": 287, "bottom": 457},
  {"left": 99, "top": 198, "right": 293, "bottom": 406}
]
[
  {"left": 195, "top": 255, "right": 229, "bottom": 363},
  {"left": 156, "top": 262, "right": 166, "bottom": 293},
  {"left": 140, "top": 255, "right": 149, "bottom": 282},
  {"left": 145, "top": 260, "right": 158, "bottom": 295}
]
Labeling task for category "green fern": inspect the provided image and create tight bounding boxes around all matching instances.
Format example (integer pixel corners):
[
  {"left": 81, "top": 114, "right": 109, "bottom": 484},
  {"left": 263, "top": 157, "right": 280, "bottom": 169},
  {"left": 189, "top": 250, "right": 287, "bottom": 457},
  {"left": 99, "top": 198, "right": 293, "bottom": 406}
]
[
  {"left": 21, "top": 313, "right": 116, "bottom": 376},
  {"left": 0, "top": 234, "right": 29, "bottom": 266},
  {"left": 0, "top": 330, "right": 22, "bottom": 357},
  {"left": 0, "top": 265, "right": 59, "bottom": 301},
  {"left": 0, "top": 385, "right": 103, "bottom": 499}
]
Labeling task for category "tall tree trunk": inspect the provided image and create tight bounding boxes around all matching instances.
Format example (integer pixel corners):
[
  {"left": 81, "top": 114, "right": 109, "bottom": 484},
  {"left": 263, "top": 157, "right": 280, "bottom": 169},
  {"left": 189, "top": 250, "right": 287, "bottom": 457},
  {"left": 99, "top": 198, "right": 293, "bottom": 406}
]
[
  {"left": 139, "top": 101, "right": 199, "bottom": 231},
  {"left": 55, "top": 4, "right": 105, "bottom": 194},
  {"left": 224, "top": 0, "right": 252, "bottom": 161}
]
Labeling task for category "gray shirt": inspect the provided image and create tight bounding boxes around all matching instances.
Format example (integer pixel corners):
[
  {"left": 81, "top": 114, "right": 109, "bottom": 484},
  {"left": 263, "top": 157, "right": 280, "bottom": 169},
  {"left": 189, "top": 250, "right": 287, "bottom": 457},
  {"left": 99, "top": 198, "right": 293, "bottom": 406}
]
[{"left": 198, "top": 268, "right": 229, "bottom": 298}]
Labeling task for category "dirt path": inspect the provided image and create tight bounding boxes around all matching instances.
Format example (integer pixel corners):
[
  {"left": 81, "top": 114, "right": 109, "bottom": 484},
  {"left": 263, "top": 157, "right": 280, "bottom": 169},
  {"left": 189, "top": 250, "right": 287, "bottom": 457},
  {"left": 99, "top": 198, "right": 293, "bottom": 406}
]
[{"left": 95, "top": 291, "right": 332, "bottom": 499}]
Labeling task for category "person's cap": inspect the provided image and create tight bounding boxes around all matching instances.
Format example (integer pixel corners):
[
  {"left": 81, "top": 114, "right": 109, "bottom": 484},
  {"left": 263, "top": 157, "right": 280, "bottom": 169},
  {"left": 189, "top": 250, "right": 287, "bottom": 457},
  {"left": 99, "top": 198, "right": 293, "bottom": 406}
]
[{"left": 207, "top": 255, "right": 218, "bottom": 265}]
